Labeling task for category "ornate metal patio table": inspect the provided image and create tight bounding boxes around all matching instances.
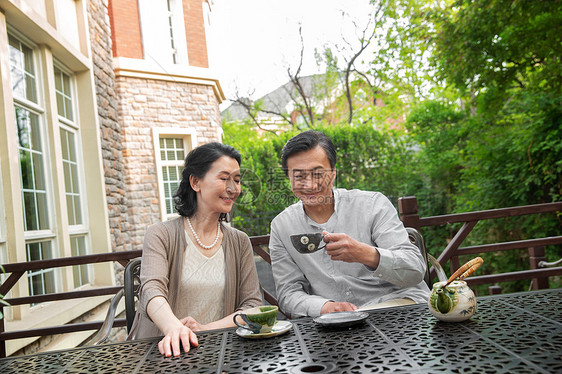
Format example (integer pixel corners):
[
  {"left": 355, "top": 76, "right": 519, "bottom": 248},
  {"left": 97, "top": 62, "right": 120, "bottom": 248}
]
[{"left": 1, "top": 289, "right": 561, "bottom": 373}]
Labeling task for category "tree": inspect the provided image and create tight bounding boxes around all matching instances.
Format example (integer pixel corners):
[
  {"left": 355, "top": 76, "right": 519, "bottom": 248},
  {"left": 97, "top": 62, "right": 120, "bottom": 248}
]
[{"left": 225, "top": 2, "right": 410, "bottom": 129}]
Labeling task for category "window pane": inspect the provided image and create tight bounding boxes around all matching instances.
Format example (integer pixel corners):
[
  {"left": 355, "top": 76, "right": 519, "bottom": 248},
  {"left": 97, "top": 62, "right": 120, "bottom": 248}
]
[
  {"left": 26, "top": 241, "right": 55, "bottom": 299},
  {"left": 27, "top": 241, "right": 41, "bottom": 261},
  {"left": 17, "top": 106, "right": 49, "bottom": 231},
  {"left": 30, "top": 274, "right": 43, "bottom": 296},
  {"left": 74, "top": 196, "right": 82, "bottom": 223},
  {"left": 15, "top": 107, "right": 31, "bottom": 149},
  {"left": 19, "top": 150, "right": 33, "bottom": 189},
  {"left": 22, "top": 192, "right": 36, "bottom": 230},
  {"left": 71, "top": 236, "right": 89, "bottom": 287},
  {"left": 36, "top": 192, "right": 49, "bottom": 229},
  {"left": 54, "top": 70, "right": 62, "bottom": 91},
  {"left": 66, "top": 195, "right": 75, "bottom": 225},
  {"left": 32, "top": 153, "right": 46, "bottom": 190},
  {"left": 65, "top": 98, "right": 73, "bottom": 121},
  {"left": 54, "top": 67, "right": 74, "bottom": 121},
  {"left": 168, "top": 166, "right": 178, "bottom": 180},
  {"left": 56, "top": 92, "right": 65, "bottom": 118},
  {"left": 60, "top": 129, "right": 83, "bottom": 225},
  {"left": 8, "top": 35, "right": 37, "bottom": 102}
]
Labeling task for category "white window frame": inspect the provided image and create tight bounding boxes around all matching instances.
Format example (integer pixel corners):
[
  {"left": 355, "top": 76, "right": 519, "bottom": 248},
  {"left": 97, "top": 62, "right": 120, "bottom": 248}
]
[
  {"left": 138, "top": 0, "right": 189, "bottom": 66},
  {"left": 55, "top": 62, "right": 91, "bottom": 287},
  {"left": 0, "top": 169, "right": 7, "bottom": 267},
  {"left": 54, "top": 61, "right": 89, "bottom": 236},
  {"left": 9, "top": 32, "right": 60, "bottom": 300},
  {"left": 152, "top": 128, "right": 197, "bottom": 221}
]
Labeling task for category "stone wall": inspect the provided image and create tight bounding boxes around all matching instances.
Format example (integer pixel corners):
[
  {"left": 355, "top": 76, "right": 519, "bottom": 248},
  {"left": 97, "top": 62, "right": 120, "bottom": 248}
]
[
  {"left": 116, "top": 76, "right": 222, "bottom": 248},
  {"left": 88, "top": 0, "right": 128, "bottom": 252}
]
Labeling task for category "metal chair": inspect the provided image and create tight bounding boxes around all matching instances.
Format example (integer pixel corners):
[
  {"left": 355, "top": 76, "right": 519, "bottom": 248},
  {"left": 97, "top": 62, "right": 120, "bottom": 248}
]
[
  {"left": 405, "top": 227, "right": 431, "bottom": 287},
  {"left": 84, "top": 258, "right": 141, "bottom": 345}
]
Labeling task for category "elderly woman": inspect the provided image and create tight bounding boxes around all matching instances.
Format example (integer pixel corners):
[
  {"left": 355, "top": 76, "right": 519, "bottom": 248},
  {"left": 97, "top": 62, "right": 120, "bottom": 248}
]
[{"left": 128, "top": 142, "right": 261, "bottom": 357}]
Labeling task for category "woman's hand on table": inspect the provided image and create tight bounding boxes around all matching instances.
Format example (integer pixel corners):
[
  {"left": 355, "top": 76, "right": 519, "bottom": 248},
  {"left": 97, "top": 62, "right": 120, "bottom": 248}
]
[{"left": 158, "top": 322, "right": 199, "bottom": 357}]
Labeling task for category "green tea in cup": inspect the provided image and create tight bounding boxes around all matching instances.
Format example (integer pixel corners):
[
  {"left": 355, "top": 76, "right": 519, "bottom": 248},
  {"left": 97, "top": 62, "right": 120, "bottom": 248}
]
[{"left": 233, "top": 305, "right": 278, "bottom": 334}]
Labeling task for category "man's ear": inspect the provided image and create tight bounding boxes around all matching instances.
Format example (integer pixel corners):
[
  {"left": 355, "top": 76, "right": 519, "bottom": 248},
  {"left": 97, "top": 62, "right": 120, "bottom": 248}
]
[{"left": 189, "top": 175, "right": 200, "bottom": 192}]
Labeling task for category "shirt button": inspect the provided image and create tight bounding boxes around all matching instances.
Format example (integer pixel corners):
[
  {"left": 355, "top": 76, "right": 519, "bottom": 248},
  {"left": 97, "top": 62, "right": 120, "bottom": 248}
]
[{"left": 346, "top": 291, "right": 350, "bottom": 295}]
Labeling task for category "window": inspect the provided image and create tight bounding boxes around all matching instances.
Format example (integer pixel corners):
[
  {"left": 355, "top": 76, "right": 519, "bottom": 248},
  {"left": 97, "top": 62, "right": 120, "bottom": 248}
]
[
  {"left": 70, "top": 236, "right": 88, "bottom": 287},
  {"left": 153, "top": 129, "right": 196, "bottom": 220},
  {"left": 138, "top": 0, "right": 189, "bottom": 66},
  {"left": 9, "top": 35, "right": 58, "bottom": 298},
  {"left": 26, "top": 241, "right": 55, "bottom": 299},
  {"left": 56, "top": 64, "right": 90, "bottom": 287},
  {"left": 9, "top": 36, "right": 37, "bottom": 103},
  {"left": 54, "top": 67, "right": 74, "bottom": 121},
  {"left": 160, "top": 137, "right": 185, "bottom": 215}
]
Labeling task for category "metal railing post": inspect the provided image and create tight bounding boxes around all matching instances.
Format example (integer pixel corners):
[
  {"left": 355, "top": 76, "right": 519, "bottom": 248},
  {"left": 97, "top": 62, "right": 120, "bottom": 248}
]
[{"left": 529, "top": 246, "right": 548, "bottom": 289}]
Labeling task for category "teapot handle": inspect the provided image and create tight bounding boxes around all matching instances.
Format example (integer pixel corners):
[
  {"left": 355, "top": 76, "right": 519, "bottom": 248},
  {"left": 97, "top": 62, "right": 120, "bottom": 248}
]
[{"left": 444, "top": 257, "right": 483, "bottom": 287}]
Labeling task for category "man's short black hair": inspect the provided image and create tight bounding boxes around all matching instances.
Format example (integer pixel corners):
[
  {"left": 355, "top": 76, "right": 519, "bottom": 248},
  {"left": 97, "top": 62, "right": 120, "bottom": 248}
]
[{"left": 281, "top": 130, "right": 337, "bottom": 175}]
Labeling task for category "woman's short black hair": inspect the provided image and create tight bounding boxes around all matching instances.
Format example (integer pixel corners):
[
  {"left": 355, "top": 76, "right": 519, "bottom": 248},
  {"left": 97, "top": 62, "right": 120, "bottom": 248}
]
[
  {"left": 174, "top": 142, "right": 241, "bottom": 220},
  {"left": 281, "top": 130, "right": 337, "bottom": 175}
]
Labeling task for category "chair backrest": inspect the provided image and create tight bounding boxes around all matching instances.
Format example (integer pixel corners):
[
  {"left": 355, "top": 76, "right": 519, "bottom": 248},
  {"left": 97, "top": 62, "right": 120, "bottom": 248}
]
[
  {"left": 405, "top": 227, "right": 431, "bottom": 287},
  {"left": 249, "top": 236, "right": 281, "bottom": 312},
  {"left": 124, "top": 258, "right": 141, "bottom": 333},
  {"left": 83, "top": 258, "right": 141, "bottom": 346}
]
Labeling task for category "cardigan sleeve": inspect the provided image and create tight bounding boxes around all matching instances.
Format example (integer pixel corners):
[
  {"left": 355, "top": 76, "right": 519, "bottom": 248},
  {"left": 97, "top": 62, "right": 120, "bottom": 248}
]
[
  {"left": 137, "top": 222, "right": 172, "bottom": 318},
  {"left": 231, "top": 230, "right": 262, "bottom": 312}
]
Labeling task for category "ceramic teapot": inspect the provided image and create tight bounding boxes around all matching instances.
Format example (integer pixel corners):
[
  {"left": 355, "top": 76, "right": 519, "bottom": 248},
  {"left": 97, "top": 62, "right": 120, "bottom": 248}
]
[{"left": 428, "top": 257, "right": 483, "bottom": 322}]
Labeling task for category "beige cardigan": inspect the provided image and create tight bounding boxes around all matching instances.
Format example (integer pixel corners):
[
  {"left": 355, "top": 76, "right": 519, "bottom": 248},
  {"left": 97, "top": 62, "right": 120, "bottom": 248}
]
[{"left": 128, "top": 217, "right": 262, "bottom": 339}]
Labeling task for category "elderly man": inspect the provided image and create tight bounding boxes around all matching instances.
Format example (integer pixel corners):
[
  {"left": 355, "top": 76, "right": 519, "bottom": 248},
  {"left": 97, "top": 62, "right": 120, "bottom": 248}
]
[{"left": 269, "top": 130, "right": 430, "bottom": 318}]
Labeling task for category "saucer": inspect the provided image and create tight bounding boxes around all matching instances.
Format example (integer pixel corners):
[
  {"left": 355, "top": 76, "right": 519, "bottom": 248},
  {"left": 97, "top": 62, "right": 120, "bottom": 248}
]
[
  {"left": 235, "top": 320, "right": 293, "bottom": 339},
  {"left": 313, "top": 311, "right": 369, "bottom": 328}
]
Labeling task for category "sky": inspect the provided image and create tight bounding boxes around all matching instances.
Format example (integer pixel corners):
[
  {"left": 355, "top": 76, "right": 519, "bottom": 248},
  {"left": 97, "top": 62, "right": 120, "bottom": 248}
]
[{"left": 207, "top": 0, "right": 374, "bottom": 110}]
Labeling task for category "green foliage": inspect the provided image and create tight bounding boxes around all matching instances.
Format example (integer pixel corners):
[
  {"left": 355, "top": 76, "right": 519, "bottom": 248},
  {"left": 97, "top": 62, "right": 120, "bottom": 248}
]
[
  {"left": 223, "top": 122, "right": 415, "bottom": 234},
  {"left": 223, "top": 0, "right": 561, "bottom": 293},
  {"left": 433, "top": 0, "right": 562, "bottom": 107}
]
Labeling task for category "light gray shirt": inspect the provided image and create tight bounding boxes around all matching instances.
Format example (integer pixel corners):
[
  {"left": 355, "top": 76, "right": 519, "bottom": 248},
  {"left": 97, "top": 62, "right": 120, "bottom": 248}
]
[{"left": 270, "top": 188, "right": 430, "bottom": 318}]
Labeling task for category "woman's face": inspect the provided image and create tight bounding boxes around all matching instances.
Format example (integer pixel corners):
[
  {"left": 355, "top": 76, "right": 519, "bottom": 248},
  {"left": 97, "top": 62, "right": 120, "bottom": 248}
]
[{"left": 191, "top": 156, "right": 241, "bottom": 215}]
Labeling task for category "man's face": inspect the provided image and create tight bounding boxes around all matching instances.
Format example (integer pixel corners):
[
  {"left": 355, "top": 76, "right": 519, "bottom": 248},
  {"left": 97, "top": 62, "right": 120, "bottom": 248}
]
[{"left": 286, "top": 146, "right": 336, "bottom": 207}]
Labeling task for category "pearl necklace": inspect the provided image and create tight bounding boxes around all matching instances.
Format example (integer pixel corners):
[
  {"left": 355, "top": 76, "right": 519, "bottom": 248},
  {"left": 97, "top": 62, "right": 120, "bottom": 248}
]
[{"left": 186, "top": 217, "right": 221, "bottom": 249}]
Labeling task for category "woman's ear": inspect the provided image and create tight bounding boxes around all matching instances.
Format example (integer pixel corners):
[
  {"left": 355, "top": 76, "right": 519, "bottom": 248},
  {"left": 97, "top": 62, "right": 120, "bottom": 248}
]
[{"left": 189, "top": 175, "right": 200, "bottom": 192}]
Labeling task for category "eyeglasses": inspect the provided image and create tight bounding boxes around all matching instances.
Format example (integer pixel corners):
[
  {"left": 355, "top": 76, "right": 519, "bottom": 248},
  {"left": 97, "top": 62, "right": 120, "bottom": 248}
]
[{"left": 290, "top": 169, "right": 333, "bottom": 184}]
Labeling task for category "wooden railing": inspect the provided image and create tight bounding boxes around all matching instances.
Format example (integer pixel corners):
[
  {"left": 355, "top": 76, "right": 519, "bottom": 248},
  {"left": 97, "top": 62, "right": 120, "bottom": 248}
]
[
  {"left": 1, "top": 197, "right": 561, "bottom": 357},
  {"left": 398, "top": 196, "right": 562, "bottom": 291},
  {"left": 0, "top": 250, "right": 141, "bottom": 357}
]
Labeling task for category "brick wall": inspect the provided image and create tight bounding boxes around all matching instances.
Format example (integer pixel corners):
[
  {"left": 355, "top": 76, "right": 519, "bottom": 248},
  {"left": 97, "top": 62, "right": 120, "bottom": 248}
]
[
  {"left": 88, "top": 0, "right": 129, "bottom": 252},
  {"left": 107, "top": 0, "right": 143, "bottom": 58},
  {"left": 184, "top": 0, "right": 209, "bottom": 67},
  {"left": 116, "top": 76, "right": 222, "bottom": 247}
]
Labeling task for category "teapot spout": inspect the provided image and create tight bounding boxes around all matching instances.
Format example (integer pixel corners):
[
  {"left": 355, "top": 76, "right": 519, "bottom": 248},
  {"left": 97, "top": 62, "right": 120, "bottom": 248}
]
[{"left": 435, "top": 288, "right": 454, "bottom": 314}]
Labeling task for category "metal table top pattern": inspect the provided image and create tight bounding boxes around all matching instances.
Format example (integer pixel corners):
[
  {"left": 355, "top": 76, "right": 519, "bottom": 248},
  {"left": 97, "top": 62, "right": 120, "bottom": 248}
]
[{"left": 1, "top": 289, "right": 561, "bottom": 373}]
